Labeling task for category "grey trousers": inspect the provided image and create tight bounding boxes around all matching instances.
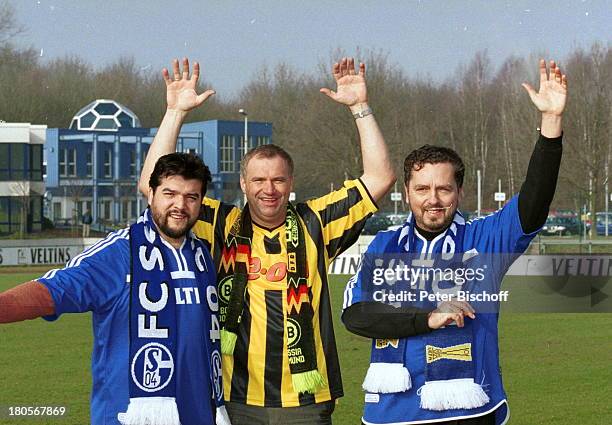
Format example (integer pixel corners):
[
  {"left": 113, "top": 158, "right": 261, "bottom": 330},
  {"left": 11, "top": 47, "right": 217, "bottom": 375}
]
[{"left": 225, "top": 400, "right": 335, "bottom": 425}]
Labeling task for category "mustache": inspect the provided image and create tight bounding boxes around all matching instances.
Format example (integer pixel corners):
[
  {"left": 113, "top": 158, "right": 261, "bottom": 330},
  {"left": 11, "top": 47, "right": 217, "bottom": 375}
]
[{"left": 425, "top": 203, "right": 453, "bottom": 211}]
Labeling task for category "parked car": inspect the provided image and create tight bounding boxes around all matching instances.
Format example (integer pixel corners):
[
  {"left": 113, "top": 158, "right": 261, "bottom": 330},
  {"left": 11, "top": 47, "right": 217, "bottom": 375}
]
[
  {"left": 596, "top": 212, "right": 612, "bottom": 236},
  {"left": 363, "top": 214, "right": 393, "bottom": 235},
  {"left": 385, "top": 213, "right": 409, "bottom": 225},
  {"left": 542, "top": 215, "right": 584, "bottom": 236}
]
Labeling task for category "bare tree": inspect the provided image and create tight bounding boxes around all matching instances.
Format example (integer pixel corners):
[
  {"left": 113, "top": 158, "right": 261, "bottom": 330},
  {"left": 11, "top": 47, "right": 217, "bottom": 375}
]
[{"left": 0, "top": 1, "right": 24, "bottom": 45}]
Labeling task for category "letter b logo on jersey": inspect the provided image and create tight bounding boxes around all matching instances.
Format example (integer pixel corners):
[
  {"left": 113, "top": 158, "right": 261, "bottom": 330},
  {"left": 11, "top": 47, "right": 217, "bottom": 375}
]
[
  {"left": 218, "top": 276, "right": 233, "bottom": 305},
  {"left": 286, "top": 318, "right": 301, "bottom": 348}
]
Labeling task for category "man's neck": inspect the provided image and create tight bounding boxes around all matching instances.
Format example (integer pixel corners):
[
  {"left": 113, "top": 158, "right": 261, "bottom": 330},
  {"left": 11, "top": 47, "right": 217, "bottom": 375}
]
[{"left": 415, "top": 224, "right": 447, "bottom": 241}]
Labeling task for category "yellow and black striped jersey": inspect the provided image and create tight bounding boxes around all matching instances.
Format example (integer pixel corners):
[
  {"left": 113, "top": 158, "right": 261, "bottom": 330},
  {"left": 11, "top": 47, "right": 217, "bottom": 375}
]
[{"left": 193, "top": 179, "right": 377, "bottom": 407}]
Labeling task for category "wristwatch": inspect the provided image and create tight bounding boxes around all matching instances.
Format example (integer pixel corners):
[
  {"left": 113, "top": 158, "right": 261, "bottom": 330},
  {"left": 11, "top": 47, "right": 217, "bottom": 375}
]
[{"left": 352, "top": 107, "right": 373, "bottom": 119}]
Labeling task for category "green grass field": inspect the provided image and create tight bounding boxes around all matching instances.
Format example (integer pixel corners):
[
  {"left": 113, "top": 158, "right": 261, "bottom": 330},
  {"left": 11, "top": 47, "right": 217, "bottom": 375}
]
[{"left": 1, "top": 270, "right": 611, "bottom": 424}]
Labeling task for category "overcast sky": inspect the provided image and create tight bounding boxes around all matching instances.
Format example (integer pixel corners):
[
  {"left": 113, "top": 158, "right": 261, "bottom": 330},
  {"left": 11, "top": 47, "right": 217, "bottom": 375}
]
[{"left": 10, "top": 0, "right": 611, "bottom": 99}]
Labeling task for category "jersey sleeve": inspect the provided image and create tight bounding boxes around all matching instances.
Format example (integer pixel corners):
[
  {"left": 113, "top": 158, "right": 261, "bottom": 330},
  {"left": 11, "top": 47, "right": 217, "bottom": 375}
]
[
  {"left": 193, "top": 197, "right": 240, "bottom": 258},
  {"left": 305, "top": 178, "right": 378, "bottom": 261},
  {"left": 467, "top": 195, "right": 538, "bottom": 255},
  {"left": 37, "top": 230, "right": 130, "bottom": 320},
  {"left": 342, "top": 230, "right": 385, "bottom": 311}
]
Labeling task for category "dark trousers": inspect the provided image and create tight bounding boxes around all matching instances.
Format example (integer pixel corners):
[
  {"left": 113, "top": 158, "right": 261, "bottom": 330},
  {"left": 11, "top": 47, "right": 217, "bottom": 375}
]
[{"left": 227, "top": 400, "right": 335, "bottom": 425}]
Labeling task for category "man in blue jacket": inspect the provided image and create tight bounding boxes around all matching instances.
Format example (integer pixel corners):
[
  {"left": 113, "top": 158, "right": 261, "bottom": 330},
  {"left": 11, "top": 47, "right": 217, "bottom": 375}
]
[
  {"left": 342, "top": 59, "right": 567, "bottom": 425},
  {"left": 0, "top": 153, "right": 230, "bottom": 425}
]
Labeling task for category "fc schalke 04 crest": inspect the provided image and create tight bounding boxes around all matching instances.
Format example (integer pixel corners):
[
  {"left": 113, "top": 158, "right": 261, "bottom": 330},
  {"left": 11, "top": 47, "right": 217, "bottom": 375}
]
[
  {"left": 131, "top": 342, "right": 175, "bottom": 392},
  {"left": 211, "top": 349, "right": 223, "bottom": 400}
]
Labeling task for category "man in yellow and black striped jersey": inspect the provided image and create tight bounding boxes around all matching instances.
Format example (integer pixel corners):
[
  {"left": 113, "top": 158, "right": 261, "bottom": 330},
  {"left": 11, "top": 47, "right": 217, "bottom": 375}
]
[{"left": 139, "top": 57, "right": 395, "bottom": 424}]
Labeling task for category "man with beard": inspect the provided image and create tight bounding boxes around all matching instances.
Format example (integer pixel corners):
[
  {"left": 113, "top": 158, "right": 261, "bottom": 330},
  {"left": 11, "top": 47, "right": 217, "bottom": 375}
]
[
  {"left": 0, "top": 153, "right": 231, "bottom": 425},
  {"left": 342, "top": 59, "right": 567, "bottom": 425},
  {"left": 138, "top": 57, "right": 394, "bottom": 424}
]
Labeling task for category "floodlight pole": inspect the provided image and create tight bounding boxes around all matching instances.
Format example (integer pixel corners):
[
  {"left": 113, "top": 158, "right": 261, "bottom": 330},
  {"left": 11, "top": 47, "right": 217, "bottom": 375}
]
[
  {"left": 477, "top": 170, "right": 482, "bottom": 217},
  {"left": 239, "top": 109, "right": 248, "bottom": 207}
]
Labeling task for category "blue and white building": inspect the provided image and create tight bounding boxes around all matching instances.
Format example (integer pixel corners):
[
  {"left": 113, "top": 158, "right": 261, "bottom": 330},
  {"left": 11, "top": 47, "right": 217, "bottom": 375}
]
[
  {"left": 44, "top": 99, "right": 272, "bottom": 229},
  {"left": 0, "top": 122, "right": 46, "bottom": 234}
]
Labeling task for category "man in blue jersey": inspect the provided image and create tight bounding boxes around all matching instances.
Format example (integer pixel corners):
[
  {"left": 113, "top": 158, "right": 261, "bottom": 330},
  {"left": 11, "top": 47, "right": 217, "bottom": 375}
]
[
  {"left": 0, "top": 153, "right": 231, "bottom": 425},
  {"left": 342, "top": 59, "right": 567, "bottom": 425}
]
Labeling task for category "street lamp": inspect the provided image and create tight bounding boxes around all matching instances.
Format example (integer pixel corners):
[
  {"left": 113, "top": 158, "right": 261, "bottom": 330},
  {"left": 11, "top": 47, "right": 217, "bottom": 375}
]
[{"left": 238, "top": 108, "right": 248, "bottom": 206}]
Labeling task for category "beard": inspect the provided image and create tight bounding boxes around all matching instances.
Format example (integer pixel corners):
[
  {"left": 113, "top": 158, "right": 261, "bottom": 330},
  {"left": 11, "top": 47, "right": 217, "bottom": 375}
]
[
  {"left": 152, "top": 209, "right": 197, "bottom": 240},
  {"left": 415, "top": 204, "right": 456, "bottom": 232}
]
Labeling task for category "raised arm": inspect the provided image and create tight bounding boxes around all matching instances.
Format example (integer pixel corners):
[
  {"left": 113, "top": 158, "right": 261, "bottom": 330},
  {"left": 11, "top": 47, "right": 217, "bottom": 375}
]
[
  {"left": 518, "top": 59, "right": 567, "bottom": 233},
  {"left": 0, "top": 281, "right": 54, "bottom": 323},
  {"left": 138, "top": 58, "right": 215, "bottom": 195},
  {"left": 522, "top": 59, "right": 567, "bottom": 138},
  {"left": 320, "top": 57, "right": 395, "bottom": 202}
]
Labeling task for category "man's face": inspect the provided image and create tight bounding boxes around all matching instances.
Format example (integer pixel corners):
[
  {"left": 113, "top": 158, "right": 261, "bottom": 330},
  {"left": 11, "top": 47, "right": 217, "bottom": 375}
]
[
  {"left": 148, "top": 175, "right": 202, "bottom": 245},
  {"left": 405, "top": 162, "right": 463, "bottom": 232},
  {"left": 240, "top": 155, "right": 293, "bottom": 228}
]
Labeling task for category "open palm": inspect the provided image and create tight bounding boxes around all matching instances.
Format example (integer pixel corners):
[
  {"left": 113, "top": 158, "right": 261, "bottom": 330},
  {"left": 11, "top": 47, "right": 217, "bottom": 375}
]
[
  {"left": 320, "top": 57, "right": 368, "bottom": 107},
  {"left": 163, "top": 58, "right": 215, "bottom": 112},
  {"left": 522, "top": 60, "right": 567, "bottom": 116}
]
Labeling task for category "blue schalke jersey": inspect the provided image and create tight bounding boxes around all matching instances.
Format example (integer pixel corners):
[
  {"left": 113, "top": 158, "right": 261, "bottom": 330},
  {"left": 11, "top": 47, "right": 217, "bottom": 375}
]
[
  {"left": 343, "top": 196, "right": 538, "bottom": 425},
  {"left": 39, "top": 228, "right": 220, "bottom": 425}
]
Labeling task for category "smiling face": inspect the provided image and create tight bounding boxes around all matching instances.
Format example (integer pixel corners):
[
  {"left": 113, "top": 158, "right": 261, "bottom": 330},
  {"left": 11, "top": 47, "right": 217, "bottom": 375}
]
[
  {"left": 240, "top": 154, "right": 293, "bottom": 228},
  {"left": 148, "top": 174, "right": 203, "bottom": 247},
  {"left": 405, "top": 162, "right": 463, "bottom": 232}
]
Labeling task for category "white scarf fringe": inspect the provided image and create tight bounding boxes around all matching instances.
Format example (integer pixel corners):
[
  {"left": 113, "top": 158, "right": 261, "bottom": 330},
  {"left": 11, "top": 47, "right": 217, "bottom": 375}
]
[
  {"left": 216, "top": 405, "right": 232, "bottom": 425},
  {"left": 362, "top": 362, "right": 412, "bottom": 393},
  {"left": 419, "top": 378, "right": 489, "bottom": 411},
  {"left": 117, "top": 397, "right": 181, "bottom": 425}
]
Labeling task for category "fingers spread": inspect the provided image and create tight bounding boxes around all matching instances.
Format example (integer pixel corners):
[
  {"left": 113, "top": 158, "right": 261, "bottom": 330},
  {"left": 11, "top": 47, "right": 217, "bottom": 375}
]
[
  {"left": 172, "top": 59, "right": 181, "bottom": 81},
  {"left": 522, "top": 82, "right": 537, "bottom": 101},
  {"left": 320, "top": 88, "right": 336, "bottom": 99},
  {"left": 539, "top": 59, "right": 547, "bottom": 84},
  {"left": 182, "top": 57, "right": 190, "bottom": 80},
  {"left": 197, "top": 89, "right": 215, "bottom": 105},
  {"left": 339, "top": 57, "right": 348, "bottom": 77},
  {"left": 348, "top": 57, "right": 356, "bottom": 75},
  {"left": 332, "top": 62, "right": 341, "bottom": 80},
  {"left": 193, "top": 62, "right": 200, "bottom": 82},
  {"left": 162, "top": 68, "right": 171, "bottom": 86}
]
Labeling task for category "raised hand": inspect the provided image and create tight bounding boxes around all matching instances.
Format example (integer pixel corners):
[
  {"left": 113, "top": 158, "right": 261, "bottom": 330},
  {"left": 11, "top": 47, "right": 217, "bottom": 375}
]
[
  {"left": 162, "top": 58, "right": 215, "bottom": 113},
  {"left": 522, "top": 59, "right": 568, "bottom": 116},
  {"left": 320, "top": 57, "right": 368, "bottom": 108}
]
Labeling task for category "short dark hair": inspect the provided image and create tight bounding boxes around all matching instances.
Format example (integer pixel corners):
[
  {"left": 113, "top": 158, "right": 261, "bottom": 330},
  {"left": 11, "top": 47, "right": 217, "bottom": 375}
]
[
  {"left": 149, "top": 152, "right": 212, "bottom": 196},
  {"left": 403, "top": 145, "right": 465, "bottom": 187},
  {"left": 240, "top": 144, "right": 294, "bottom": 177}
]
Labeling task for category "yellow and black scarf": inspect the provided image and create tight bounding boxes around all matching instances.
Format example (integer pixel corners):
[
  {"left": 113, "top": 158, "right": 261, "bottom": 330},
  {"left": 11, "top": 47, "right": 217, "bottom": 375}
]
[{"left": 218, "top": 203, "right": 325, "bottom": 394}]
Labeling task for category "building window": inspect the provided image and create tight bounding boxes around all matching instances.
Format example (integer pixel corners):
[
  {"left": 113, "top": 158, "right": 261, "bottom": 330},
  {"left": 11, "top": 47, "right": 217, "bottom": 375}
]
[
  {"left": 129, "top": 149, "right": 137, "bottom": 177},
  {"left": 85, "top": 148, "right": 92, "bottom": 177},
  {"left": 220, "top": 135, "right": 235, "bottom": 173},
  {"left": 59, "top": 147, "right": 76, "bottom": 177},
  {"left": 0, "top": 144, "right": 42, "bottom": 181},
  {"left": 104, "top": 149, "right": 112, "bottom": 178},
  {"left": 29, "top": 145, "right": 43, "bottom": 181},
  {"left": 52, "top": 202, "right": 62, "bottom": 221},
  {"left": 99, "top": 200, "right": 112, "bottom": 220},
  {"left": 0, "top": 144, "right": 9, "bottom": 180},
  {"left": 256, "top": 136, "right": 269, "bottom": 147},
  {"left": 238, "top": 136, "right": 254, "bottom": 159},
  {"left": 0, "top": 196, "right": 42, "bottom": 235}
]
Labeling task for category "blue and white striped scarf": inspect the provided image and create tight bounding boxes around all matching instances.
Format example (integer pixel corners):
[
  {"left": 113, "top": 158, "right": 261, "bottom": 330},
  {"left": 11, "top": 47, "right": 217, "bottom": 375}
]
[{"left": 363, "top": 213, "right": 489, "bottom": 411}]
